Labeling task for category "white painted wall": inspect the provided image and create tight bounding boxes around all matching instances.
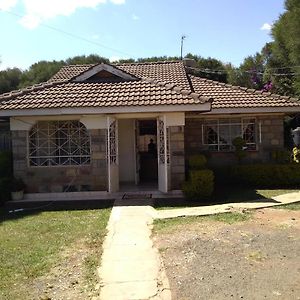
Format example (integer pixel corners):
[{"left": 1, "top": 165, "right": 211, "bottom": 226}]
[{"left": 118, "top": 119, "right": 135, "bottom": 183}]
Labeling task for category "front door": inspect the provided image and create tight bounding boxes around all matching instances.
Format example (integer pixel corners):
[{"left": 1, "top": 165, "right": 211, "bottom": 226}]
[
  {"left": 157, "top": 115, "right": 169, "bottom": 193},
  {"left": 107, "top": 116, "right": 119, "bottom": 192}
]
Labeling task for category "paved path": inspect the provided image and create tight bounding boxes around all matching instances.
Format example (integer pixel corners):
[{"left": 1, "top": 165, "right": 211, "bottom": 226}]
[
  {"left": 155, "top": 191, "right": 300, "bottom": 219},
  {"left": 98, "top": 199, "right": 170, "bottom": 300},
  {"left": 98, "top": 192, "right": 300, "bottom": 299}
]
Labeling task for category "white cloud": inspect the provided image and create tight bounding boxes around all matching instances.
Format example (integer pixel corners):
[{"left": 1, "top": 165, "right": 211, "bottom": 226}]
[
  {"left": 132, "top": 13, "right": 139, "bottom": 21},
  {"left": 1, "top": 0, "right": 126, "bottom": 29},
  {"left": 0, "top": 0, "right": 18, "bottom": 11},
  {"left": 260, "top": 23, "right": 272, "bottom": 31}
]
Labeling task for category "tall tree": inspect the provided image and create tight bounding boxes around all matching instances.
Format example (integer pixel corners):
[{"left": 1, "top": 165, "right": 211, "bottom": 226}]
[
  {"left": 268, "top": 0, "right": 300, "bottom": 96},
  {"left": 0, "top": 68, "right": 22, "bottom": 94}
]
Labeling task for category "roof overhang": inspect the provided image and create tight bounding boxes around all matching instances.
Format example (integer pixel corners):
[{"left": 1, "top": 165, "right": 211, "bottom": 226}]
[
  {"left": 203, "top": 107, "right": 300, "bottom": 115},
  {"left": 0, "top": 102, "right": 211, "bottom": 117}
]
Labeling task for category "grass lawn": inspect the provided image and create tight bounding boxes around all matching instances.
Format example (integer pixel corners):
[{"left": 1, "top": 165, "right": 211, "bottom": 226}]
[
  {"left": 154, "top": 212, "right": 252, "bottom": 233},
  {"left": 0, "top": 208, "right": 111, "bottom": 299},
  {"left": 273, "top": 201, "right": 300, "bottom": 210}
]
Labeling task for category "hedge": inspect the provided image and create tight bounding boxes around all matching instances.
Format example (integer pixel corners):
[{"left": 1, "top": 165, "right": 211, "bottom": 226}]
[
  {"left": 231, "top": 163, "right": 300, "bottom": 188},
  {"left": 183, "top": 170, "right": 214, "bottom": 201}
]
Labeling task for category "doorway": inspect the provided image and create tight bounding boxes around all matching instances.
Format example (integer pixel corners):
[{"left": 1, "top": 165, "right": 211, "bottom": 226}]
[{"left": 136, "top": 120, "right": 158, "bottom": 184}]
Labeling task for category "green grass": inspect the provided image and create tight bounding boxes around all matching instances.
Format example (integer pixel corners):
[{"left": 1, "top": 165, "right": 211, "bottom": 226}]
[
  {"left": 273, "top": 201, "right": 300, "bottom": 210},
  {"left": 0, "top": 208, "right": 111, "bottom": 299},
  {"left": 154, "top": 212, "right": 252, "bottom": 233}
]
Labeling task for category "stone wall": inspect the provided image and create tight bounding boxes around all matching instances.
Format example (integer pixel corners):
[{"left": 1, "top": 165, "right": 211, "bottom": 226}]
[
  {"left": 185, "top": 114, "right": 285, "bottom": 166},
  {"left": 169, "top": 126, "right": 185, "bottom": 189},
  {"left": 12, "top": 129, "right": 107, "bottom": 193}
]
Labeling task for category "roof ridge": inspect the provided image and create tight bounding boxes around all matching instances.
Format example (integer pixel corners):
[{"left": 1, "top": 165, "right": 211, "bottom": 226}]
[
  {"left": 116, "top": 60, "right": 183, "bottom": 67},
  {"left": 189, "top": 74, "right": 300, "bottom": 102},
  {"left": 0, "top": 80, "right": 66, "bottom": 102},
  {"left": 141, "top": 77, "right": 212, "bottom": 104}
]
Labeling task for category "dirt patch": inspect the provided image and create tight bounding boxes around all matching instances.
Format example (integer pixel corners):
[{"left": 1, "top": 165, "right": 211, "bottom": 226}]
[
  {"left": 154, "top": 208, "right": 300, "bottom": 300},
  {"left": 20, "top": 240, "right": 101, "bottom": 300}
]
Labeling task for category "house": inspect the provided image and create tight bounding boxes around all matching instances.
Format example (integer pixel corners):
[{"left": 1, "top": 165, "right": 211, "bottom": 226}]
[{"left": 0, "top": 60, "right": 299, "bottom": 194}]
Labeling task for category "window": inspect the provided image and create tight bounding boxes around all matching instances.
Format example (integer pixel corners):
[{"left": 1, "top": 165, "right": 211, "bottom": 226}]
[
  {"left": 203, "top": 118, "right": 256, "bottom": 151},
  {"left": 29, "top": 120, "right": 91, "bottom": 166}
]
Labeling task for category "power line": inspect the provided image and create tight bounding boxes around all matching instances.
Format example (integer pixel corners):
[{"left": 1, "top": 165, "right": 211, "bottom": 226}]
[
  {"left": 187, "top": 66, "right": 300, "bottom": 77},
  {"left": 2, "top": 9, "right": 136, "bottom": 58}
]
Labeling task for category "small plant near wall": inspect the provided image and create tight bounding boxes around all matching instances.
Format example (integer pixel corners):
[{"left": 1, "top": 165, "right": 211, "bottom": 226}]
[
  {"left": 10, "top": 177, "right": 26, "bottom": 201},
  {"left": 292, "top": 146, "right": 300, "bottom": 163},
  {"left": 232, "top": 137, "right": 247, "bottom": 163},
  {"left": 183, "top": 155, "right": 214, "bottom": 201}
]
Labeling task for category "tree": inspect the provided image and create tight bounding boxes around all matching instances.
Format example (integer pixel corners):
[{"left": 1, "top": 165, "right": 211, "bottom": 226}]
[
  {"left": 268, "top": 0, "right": 300, "bottom": 96},
  {"left": 0, "top": 68, "right": 22, "bottom": 94},
  {"left": 19, "top": 60, "right": 65, "bottom": 88},
  {"left": 66, "top": 54, "right": 109, "bottom": 65}
]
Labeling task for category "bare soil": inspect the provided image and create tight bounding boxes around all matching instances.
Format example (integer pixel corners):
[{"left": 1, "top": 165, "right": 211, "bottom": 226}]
[
  {"left": 18, "top": 240, "right": 101, "bottom": 300},
  {"left": 154, "top": 208, "right": 300, "bottom": 300}
]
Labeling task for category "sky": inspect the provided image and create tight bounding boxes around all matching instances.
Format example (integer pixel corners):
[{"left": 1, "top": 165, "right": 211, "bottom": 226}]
[{"left": 0, "top": 0, "right": 285, "bottom": 71}]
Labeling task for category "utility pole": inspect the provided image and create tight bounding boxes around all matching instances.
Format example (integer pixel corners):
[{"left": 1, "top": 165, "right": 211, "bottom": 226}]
[{"left": 180, "top": 35, "right": 186, "bottom": 60}]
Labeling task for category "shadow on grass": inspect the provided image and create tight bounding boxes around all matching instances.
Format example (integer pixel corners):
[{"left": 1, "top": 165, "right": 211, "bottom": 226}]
[
  {"left": 0, "top": 199, "right": 114, "bottom": 224},
  {"left": 154, "top": 185, "right": 281, "bottom": 209}
]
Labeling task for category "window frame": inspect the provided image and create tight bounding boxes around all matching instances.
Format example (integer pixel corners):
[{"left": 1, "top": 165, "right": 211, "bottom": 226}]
[
  {"left": 202, "top": 117, "right": 257, "bottom": 152},
  {"left": 28, "top": 120, "right": 91, "bottom": 167}
]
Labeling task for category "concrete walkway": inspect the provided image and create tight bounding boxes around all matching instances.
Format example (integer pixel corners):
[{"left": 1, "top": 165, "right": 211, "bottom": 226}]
[
  {"left": 98, "top": 192, "right": 300, "bottom": 299},
  {"left": 98, "top": 199, "right": 170, "bottom": 300},
  {"left": 154, "top": 191, "right": 300, "bottom": 219}
]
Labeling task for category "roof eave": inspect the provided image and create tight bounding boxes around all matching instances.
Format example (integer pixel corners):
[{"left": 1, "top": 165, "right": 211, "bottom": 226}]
[{"left": 0, "top": 102, "right": 212, "bottom": 117}]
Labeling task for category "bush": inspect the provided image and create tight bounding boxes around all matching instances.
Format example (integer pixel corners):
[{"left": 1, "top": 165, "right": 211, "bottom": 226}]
[
  {"left": 183, "top": 170, "right": 214, "bottom": 201},
  {"left": 188, "top": 155, "right": 207, "bottom": 170},
  {"left": 231, "top": 163, "right": 300, "bottom": 188}
]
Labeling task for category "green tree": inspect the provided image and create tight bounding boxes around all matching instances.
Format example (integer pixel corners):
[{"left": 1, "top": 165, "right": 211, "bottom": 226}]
[
  {"left": 268, "top": 0, "right": 300, "bottom": 96},
  {"left": 0, "top": 68, "right": 22, "bottom": 94},
  {"left": 20, "top": 60, "right": 65, "bottom": 88},
  {"left": 66, "top": 54, "right": 109, "bottom": 65}
]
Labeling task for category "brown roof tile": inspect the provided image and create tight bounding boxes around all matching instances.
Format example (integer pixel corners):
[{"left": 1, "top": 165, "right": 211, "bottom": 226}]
[
  {"left": 48, "top": 61, "right": 191, "bottom": 90},
  {"left": 189, "top": 75, "right": 300, "bottom": 109},
  {"left": 0, "top": 79, "right": 209, "bottom": 111},
  {"left": 49, "top": 64, "right": 96, "bottom": 82}
]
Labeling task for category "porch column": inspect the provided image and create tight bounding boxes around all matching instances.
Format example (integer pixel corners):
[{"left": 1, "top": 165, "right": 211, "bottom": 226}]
[
  {"left": 169, "top": 126, "right": 185, "bottom": 189},
  {"left": 165, "top": 112, "right": 185, "bottom": 190}
]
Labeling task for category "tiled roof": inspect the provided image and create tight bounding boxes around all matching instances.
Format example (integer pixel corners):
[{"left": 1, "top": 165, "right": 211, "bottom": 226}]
[
  {"left": 0, "top": 78, "right": 210, "bottom": 110},
  {"left": 189, "top": 75, "right": 300, "bottom": 109},
  {"left": 49, "top": 61, "right": 191, "bottom": 90},
  {"left": 49, "top": 64, "right": 95, "bottom": 82},
  {"left": 117, "top": 61, "right": 191, "bottom": 90}
]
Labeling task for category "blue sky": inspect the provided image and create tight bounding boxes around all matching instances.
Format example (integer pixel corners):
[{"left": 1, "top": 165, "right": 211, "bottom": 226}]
[{"left": 0, "top": 0, "right": 285, "bottom": 70}]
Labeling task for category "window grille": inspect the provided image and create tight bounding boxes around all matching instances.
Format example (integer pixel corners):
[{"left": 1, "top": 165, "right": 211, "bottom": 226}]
[
  {"left": 158, "top": 119, "right": 170, "bottom": 164},
  {"left": 202, "top": 118, "right": 257, "bottom": 151},
  {"left": 29, "top": 120, "right": 91, "bottom": 166},
  {"left": 108, "top": 120, "right": 118, "bottom": 164}
]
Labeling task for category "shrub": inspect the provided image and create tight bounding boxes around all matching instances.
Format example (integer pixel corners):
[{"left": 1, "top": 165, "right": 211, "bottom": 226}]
[
  {"left": 232, "top": 137, "right": 246, "bottom": 162},
  {"left": 11, "top": 177, "right": 26, "bottom": 192},
  {"left": 188, "top": 154, "right": 207, "bottom": 170},
  {"left": 231, "top": 163, "right": 300, "bottom": 188},
  {"left": 183, "top": 170, "right": 214, "bottom": 201}
]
